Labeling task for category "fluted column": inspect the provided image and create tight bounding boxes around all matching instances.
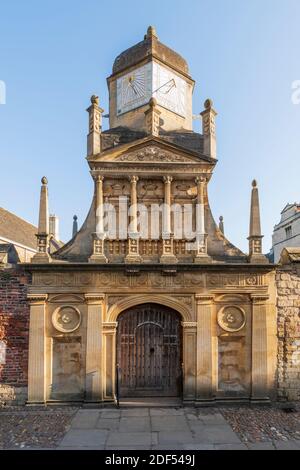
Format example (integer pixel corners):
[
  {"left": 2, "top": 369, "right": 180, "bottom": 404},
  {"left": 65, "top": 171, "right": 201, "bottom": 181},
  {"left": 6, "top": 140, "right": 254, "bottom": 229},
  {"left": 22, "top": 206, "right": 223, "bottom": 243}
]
[
  {"left": 85, "top": 294, "right": 105, "bottom": 402},
  {"left": 160, "top": 176, "right": 177, "bottom": 264},
  {"left": 27, "top": 294, "right": 48, "bottom": 403},
  {"left": 195, "top": 295, "right": 215, "bottom": 401},
  {"left": 194, "top": 176, "right": 211, "bottom": 263},
  {"left": 89, "top": 175, "right": 107, "bottom": 263},
  {"left": 182, "top": 321, "right": 197, "bottom": 401},
  {"left": 125, "top": 175, "right": 142, "bottom": 263}
]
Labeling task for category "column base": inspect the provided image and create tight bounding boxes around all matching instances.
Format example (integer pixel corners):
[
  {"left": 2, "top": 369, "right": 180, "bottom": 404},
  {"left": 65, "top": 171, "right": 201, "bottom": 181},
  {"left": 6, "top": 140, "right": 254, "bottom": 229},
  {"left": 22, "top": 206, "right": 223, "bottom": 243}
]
[
  {"left": 31, "top": 253, "right": 51, "bottom": 263},
  {"left": 125, "top": 254, "right": 142, "bottom": 264},
  {"left": 160, "top": 254, "right": 178, "bottom": 264},
  {"left": 194, "top": 254, "right": 212, "bottom": 264},
  {"left": 248, "top": 254, "right": 269, "bottom": 264},
  {"left": 88, "top": 254, "right": 108, "bottom": 264}
]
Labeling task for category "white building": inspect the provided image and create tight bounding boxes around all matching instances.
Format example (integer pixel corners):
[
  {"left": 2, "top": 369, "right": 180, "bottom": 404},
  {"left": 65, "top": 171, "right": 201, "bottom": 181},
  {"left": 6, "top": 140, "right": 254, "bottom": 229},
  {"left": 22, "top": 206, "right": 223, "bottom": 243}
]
[{"left": 272, "top": 203, "right": 300, "bottom": 263}]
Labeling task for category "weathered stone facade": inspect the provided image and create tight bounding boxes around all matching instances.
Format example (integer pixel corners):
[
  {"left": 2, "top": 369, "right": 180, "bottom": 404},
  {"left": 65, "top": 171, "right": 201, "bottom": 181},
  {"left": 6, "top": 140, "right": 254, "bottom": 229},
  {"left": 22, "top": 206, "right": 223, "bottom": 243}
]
[{"left": 276, "top": 249, "right": 300, "bottom": 401}]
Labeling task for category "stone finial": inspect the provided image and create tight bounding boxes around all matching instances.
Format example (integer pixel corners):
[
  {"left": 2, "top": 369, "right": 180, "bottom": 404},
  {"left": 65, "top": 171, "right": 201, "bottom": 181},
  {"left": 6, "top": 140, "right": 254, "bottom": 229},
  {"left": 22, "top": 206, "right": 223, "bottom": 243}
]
[
  {"left": 200, "top": 98, "right": 217, "bottom": 159},
  {"left": 146, "top": 25, "right": 158, "bottom": 40},
  {"left": 219, "top": 215, "right": 224, "bottom": 234},
  {"left": 87, "top": 95, "right": 104, "bottom": 156},
  {"left": 144, "top": 97, "right": 161, "bottom": 136},
  {"left": 248, "top": 179, "right": 268, "bottom": 264},
  {"left": 90, "top": 95, "right": 99, "bottom": 105},
  {"left": 32, "top": 177, "right": 51, "bottom": 263},
  {"left": 72, "top": 215, "right": 78, "bottom": 238}
]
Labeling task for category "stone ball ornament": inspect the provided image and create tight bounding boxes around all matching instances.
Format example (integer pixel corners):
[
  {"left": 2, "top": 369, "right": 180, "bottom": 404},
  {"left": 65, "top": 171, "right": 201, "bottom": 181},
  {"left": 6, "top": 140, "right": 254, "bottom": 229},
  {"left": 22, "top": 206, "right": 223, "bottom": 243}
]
[
  {"left": 52, "top": 305, "right": 81, "bottom": 333},
  {"left": 217, "top": 306, "right": 246, "bottom": 332}
]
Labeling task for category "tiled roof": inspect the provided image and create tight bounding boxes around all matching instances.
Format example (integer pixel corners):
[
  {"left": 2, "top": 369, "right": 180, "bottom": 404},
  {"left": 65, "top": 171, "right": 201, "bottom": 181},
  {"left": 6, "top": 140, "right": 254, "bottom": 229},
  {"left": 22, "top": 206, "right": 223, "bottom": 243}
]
[{"left": 0, "top": 207, "right": 36, "bottom": 249}]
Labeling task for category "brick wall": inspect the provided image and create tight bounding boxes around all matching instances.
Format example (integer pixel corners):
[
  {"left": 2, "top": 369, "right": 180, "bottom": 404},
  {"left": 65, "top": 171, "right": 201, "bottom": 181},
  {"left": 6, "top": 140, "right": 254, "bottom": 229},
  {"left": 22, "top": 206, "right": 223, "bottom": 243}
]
[
  {"left": 276, "top": 266, "right": 300, "bottom": 401},
  {"left": 0, "top": 267, "right": 31, "bottom": 404}
]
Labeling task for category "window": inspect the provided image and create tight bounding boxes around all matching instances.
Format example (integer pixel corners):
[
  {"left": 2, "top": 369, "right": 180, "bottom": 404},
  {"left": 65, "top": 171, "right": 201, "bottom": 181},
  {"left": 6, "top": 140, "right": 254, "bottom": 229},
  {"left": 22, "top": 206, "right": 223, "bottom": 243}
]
[{"left": 285, "top": 226, "right": 292, "bottom": 239}]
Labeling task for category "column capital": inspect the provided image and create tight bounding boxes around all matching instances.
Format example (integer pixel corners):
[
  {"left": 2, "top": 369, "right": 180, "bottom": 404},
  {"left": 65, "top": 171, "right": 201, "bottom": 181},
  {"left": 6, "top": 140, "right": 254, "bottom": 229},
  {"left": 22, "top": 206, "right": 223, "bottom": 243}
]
[
  {"left": 102, "top": 321, "right": 118, "bottom": 332},
  {"left": 195, "top": 294, "right": 214, "bottom": 305},
  {"left": 250, "top": 294, "right": 269, "bottom": 304},
  {"left": 95, "top": 174, "right": 104, "bottom": 183},
  {"left": 27, "top": 294, "right": 48, "bottom": 305},
  {"left": 195, "top": 175, "right": 207, "bottom": 184},
  {"left": 129, "top": 175, "right": 139, "bottom": 183},
  {"left": 163, "top": 175, "right": 173, "bottom": 184},
  {"left": 85, "top": 294, "right": 105, "bottom": 304},
  {"left": 181, "top": 321, "right": 197, "bottom": 329}
]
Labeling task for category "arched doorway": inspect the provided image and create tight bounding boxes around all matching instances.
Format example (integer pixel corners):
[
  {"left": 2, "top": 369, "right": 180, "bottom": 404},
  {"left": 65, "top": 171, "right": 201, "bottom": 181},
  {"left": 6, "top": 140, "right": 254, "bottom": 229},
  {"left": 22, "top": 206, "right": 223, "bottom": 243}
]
[{"left": 117, "top": 303, "right": 182, "bottom": 397}]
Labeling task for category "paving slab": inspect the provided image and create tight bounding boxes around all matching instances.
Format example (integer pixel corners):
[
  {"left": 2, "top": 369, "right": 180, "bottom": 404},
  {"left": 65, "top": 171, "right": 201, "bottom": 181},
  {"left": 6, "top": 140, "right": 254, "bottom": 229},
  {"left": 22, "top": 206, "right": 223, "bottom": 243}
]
[
  {"left": 183, "top": 444, "right": 214, "bottom": 450},
  {"left": 119, "top": 417, "right": 151, "bottom": 432},
  {"left": 246, "top": 442, "right": 275, "bottom": 450},
  {"left": 193, "top": 424, "right": 242, "bottom": 445},
  {"left": 273, "top": 439, "right": 300, "bottom": 450},
  {"left": 121, "top": 408, "right": 149, "bottom": 417},
  {"left": 59, "top": 429, "right": 108, "bottom": 448},
  {"left": 150, "top": 407, "right": 184, "bottom": 416},
  {"left": 214, "top": 443, "right": 248, "bottom": 450},
  {"left": 96, "top": 418, "right": 119, "bottom": 431},
  {"left": 151, "top": 415, "right": 189, "bottom": 431},
  {"left": 158, "top": 431, "right": 194, "bottom": 445},
  {"left": 198, "top": 413, "right": 227, "bottom": 425},
  {"left": 106, "top": 432, "right": 153, "bottom": 447},
  {"left": 71, "top": 410, "right": 100, "bottom": 429},
  {"left": 100, "top": 409, "right": 121, "bottom": 419}
]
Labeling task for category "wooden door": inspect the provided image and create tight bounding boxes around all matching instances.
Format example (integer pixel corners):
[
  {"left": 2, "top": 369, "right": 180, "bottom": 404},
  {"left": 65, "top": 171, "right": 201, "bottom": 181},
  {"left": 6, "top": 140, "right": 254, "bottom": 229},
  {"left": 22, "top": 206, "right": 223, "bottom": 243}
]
[{"left": 117, "top": 303, "right": 182, "bottom": 397}]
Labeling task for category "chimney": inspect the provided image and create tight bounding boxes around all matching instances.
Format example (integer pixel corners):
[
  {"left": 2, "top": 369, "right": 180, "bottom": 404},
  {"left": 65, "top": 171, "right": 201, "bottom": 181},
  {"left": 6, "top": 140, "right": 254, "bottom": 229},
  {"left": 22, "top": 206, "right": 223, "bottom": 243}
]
[
  {"left": 49, "top": 214, "right": 59, "bottom": 240},
  {"left": 72, "top": 215, "right": 78, "bottom": 238}
]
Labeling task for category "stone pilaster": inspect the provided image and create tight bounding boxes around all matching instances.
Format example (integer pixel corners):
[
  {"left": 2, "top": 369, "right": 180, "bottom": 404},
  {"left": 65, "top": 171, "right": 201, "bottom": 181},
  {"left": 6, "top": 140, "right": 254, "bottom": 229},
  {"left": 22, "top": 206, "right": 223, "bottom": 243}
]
[
  {"left": 195, "top": 295, "right": 215, "bottom": 401},
  {"left": 160, "top": 176, "right": 177, "bottom": 264},
  {"left": 182, "top": 321, "right": 197, "bottom": 401},
  {"left": 102, "top": 322, "right": 118, "bottom": 401},
  {"left": 86, "top": 95, "right": 103, "bottom": 156},
  {"left": 200, "top": 99, "right": 217, "bottom": 159},
  {"left": 126, "top": 175, "right": 142, "bottom": 263},
  {"left": 89, "top": 175, "right": 107, "bottom": 263},
  {"left": 85, "top": 294, "right": 105, "bottom": 402},
  {"left": 27, "top": 294, "right": 48, "bottom": 403},
  {"left": 144, "top": 97, "right": 161, "bottom": 136},
  {"left": 194, "top": 176, "right": 211, "bottom": 263},
  {"left": 251, "top": 294, "right": 270, "bottom": 401}
]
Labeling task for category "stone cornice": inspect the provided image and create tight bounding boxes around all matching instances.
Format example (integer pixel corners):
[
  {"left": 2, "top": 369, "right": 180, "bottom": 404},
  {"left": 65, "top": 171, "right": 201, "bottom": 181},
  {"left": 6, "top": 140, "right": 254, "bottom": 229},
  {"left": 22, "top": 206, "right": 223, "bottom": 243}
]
[
  {"left": 84, "top": 294, "right": 105, "bottom": 304},
  {"left": 27, "top": 294, "right": 48, "bottom": 305}
]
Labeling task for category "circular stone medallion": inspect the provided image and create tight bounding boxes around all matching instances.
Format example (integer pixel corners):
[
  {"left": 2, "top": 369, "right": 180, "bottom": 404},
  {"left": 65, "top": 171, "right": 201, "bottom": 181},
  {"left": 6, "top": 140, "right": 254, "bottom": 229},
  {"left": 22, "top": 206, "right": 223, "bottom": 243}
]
[
  {"left": 217, "top": 306, "right": 246, "bottom": 332},
  {"left": 52, "top": 306, "right": 81, "bottom": 333}
]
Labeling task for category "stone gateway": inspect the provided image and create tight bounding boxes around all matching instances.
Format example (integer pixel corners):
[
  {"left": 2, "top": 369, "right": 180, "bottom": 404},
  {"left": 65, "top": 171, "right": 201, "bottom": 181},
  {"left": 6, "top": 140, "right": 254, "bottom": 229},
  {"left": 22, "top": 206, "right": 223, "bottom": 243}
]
[{"left": 1, "top": 26, "right": 298, "bottom": 406}]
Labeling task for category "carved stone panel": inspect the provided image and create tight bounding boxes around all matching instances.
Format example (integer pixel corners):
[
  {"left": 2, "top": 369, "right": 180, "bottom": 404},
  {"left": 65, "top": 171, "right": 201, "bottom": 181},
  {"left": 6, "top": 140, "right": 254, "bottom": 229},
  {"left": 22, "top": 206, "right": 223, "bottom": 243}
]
[
  {"left": 217, "top": 306, "right": 246, "bottom": 332},
  {"left": 52, "top": 306, "right": 81, "bottom": 333}
]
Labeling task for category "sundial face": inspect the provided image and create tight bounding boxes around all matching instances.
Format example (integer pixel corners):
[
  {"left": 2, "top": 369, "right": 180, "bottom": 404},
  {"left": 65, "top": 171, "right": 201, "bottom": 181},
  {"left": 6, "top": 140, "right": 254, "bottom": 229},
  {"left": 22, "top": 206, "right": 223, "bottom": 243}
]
[
  {"left": 116, "top": 61, "right": 187, "bottom": 117},
  {"left": 116, "top": 63, "right": 152, "bottom": 115}
]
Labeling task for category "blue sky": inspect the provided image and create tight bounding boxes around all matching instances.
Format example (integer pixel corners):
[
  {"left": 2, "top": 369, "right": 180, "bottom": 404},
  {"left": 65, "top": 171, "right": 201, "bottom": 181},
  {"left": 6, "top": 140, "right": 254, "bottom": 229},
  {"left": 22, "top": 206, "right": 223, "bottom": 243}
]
[{"left": 0, "top": 0, "right": 299, "bottom": 252}]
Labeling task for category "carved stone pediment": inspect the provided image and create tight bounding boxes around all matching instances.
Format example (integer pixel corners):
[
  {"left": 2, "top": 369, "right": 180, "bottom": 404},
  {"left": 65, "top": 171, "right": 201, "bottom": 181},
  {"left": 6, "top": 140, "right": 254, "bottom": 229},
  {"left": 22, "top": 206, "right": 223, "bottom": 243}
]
[{"left": 98, "top": 141, "right": 209, "bottom": 165}]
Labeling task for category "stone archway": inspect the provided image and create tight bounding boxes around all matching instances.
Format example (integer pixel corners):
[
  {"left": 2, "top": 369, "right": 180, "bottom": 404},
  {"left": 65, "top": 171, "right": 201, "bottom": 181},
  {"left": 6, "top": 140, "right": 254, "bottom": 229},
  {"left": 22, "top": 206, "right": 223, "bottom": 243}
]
[{"left": 116, "top": 303, "right": 182, "bottom": 397}]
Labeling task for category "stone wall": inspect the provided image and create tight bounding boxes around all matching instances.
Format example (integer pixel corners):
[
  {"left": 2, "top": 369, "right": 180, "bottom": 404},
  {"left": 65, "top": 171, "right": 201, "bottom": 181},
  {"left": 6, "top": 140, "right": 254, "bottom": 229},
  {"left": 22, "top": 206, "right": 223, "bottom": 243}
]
[
  {"left": 0, "top": 267, "right": 30, "bottom": 404},
  {"left": 276, "top": 265, "right": 300, "bottom": 401}
]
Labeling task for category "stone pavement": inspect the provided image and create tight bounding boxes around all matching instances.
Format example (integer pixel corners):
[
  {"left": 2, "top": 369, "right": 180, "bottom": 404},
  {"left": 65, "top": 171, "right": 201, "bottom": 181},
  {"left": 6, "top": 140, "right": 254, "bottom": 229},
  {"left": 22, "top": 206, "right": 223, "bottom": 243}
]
[{"left": 58, "top": 407, "right": 300, "bottom": 450}]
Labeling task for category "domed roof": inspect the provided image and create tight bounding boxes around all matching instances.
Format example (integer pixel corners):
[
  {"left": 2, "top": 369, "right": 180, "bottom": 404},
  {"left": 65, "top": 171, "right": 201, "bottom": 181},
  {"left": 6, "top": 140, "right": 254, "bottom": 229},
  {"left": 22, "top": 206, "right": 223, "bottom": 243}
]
[{"left": 112, "top": 26, "right": 190, "bottom": 77}]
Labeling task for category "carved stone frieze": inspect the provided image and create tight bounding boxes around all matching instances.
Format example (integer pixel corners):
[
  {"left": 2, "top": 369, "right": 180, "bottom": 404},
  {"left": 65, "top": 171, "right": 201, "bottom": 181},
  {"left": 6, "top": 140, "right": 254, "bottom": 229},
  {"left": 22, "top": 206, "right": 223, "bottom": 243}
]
[
  {"left": 32, "top": 271, "right": 266, "bottom": 290},
  {"left": 115, "top": 146, "right": 195, "bottom": 163}
]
